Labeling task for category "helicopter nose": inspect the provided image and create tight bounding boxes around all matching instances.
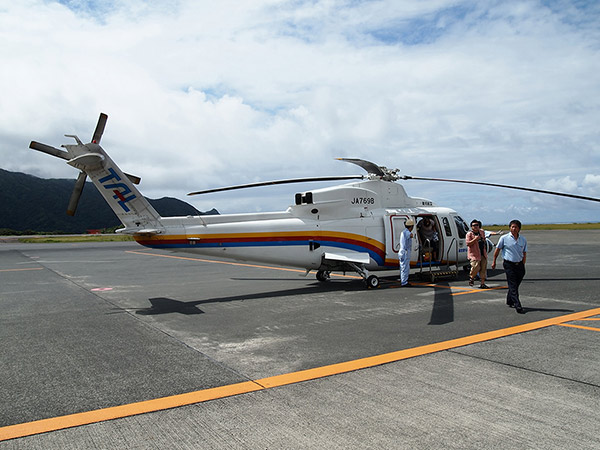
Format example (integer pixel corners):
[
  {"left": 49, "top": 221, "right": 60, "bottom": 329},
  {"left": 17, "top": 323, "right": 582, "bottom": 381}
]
[{"left": 486, "top": 238, "right": 495, "bottom": 254}]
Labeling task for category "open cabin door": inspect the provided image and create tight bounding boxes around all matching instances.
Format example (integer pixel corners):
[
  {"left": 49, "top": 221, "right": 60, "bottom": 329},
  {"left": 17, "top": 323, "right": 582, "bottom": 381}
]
[{"left": 385, "top": 212, "right": 419, "bottom": 266}]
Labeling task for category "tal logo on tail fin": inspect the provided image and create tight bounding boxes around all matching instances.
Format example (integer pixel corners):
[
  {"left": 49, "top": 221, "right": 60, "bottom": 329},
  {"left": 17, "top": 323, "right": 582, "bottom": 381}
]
[{"left": 99, "top": 168, "right": 137, "bottom": 212}]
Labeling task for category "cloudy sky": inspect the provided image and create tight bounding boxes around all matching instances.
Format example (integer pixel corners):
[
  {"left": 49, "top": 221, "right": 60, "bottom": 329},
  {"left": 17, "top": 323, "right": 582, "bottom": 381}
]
[{"left": 2, "top": 0, "right": 599, "bottom": 225}]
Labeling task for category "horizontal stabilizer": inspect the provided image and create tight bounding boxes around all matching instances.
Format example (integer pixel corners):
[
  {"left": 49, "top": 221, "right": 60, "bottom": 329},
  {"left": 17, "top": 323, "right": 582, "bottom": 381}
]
[
  {"left": 117, "top": 228, "right": 162, "bottom": 236},
  {"left": 323, "top": 252, "right": 370, "bottom": 265},
  {"left": 67, "top": 153, "right": 105, "bottom": 171},
  {"left": 125, "top": 173, "right": 141, "bottom": 185}
]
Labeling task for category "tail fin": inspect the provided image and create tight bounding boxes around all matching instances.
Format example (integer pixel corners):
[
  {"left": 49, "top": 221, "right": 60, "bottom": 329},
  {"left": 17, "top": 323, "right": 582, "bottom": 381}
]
[{"left": 30, "top": 113, "right": 163, "bottom": 234}]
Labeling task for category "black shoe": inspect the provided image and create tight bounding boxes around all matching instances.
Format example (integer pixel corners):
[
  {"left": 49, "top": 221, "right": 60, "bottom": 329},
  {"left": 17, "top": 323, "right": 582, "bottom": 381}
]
[
  {"left": 401, "top": 283, "right": 412, "bottom": 287},
  {"left": 516, "top": 307, "right": 525, "bottom": 314},
  {"left": 479, "top": 284, "right": 489, "bottom": 289},
  {"left": 507, "top": 303, "right": 515, "bottom": 308},
  {"left": 469, "top": 278, "right": 474, "bottom": 287}
]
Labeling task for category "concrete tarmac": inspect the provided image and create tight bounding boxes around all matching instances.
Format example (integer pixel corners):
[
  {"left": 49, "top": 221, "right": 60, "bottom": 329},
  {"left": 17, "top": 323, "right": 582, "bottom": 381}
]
[{"left": 0, "top": 230, "right": 599, "bottom": 448}]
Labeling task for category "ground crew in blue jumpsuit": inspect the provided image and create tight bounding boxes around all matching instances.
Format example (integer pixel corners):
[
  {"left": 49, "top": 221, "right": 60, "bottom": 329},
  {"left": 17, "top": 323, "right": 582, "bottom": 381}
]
[{"left": 399, "top": 219, "right": 414, "bottom": 287}]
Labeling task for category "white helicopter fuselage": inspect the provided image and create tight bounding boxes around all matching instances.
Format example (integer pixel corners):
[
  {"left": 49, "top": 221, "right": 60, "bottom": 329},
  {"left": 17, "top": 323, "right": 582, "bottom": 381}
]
[{"left": 133, "top": 179, "right": 473, "bottom": 274}]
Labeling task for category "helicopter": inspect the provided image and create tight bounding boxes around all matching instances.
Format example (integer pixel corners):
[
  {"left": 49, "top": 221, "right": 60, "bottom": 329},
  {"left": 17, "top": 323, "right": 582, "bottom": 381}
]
[{"left": 29, "top": 113, "right": 600, "bottom": 288}]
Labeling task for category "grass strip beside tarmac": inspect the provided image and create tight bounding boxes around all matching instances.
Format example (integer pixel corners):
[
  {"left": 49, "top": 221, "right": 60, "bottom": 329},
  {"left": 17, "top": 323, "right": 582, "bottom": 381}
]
[
  {"left": 486, "top": 222, "right": 600, "bottom": 231},
  {"left": 17, "top": 235, "right": 133, "bottom": 243}
]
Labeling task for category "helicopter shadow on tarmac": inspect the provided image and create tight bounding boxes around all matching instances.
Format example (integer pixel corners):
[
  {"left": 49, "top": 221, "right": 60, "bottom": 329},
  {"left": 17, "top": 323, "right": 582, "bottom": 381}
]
[
  {"left": 131, "top": 270, "right": 582, "bottom": 317},
  {"left": 133, "top": 276, "right": 467, "bottom": 319},
  {"left": 134, "top": 280, "right": 370, "bottom": 316}
]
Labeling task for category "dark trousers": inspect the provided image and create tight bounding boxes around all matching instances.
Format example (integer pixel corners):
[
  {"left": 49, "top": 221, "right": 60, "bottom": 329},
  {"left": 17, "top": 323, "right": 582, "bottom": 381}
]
[{"left": 503, "top": 261, "right": 525, "bottom": 307}]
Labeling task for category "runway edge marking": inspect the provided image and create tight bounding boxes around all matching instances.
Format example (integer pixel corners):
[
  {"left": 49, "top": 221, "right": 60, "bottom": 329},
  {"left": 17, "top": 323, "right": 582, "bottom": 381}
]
[
  {"left": 558, "top": 323, "right": 600, "bottom": 332},
  {"left": 2, "top": 307, "right": 599, "bottom": 442}
]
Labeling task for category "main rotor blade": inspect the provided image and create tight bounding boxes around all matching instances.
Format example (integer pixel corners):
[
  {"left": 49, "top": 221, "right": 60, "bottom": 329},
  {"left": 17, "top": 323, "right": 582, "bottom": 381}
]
[
  {"left": 401, "top": 176, "right": 600, "bottom": 203},
  {"left": 67, "top": 171, "right": 87, "bottom": 216},
  {"left": 92, "top": 113, "right": 108, "bottom": 144},
  {"left": 188, "top": 175, "right": 364, "bottom": 196},
  {"left": 336, "top": 158, "right": 385, "bottom": 177}
]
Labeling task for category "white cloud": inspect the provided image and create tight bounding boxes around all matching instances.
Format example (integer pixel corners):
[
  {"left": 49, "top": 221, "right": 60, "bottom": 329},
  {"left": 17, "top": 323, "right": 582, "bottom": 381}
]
[
  {"left": 582, "top": 174, "right": 600, "bottom": 196},
  {"left": 1, "top": 0, "right": 599, "bottom": 223}
]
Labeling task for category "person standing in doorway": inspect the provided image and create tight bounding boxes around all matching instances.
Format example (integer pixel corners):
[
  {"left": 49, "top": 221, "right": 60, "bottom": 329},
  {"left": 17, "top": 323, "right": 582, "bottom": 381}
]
[
  {"left": 492, "top": 219, "right": 527, "bottom": 314},
  {"left": 466, "top": 219, "right": 489, "bottom": 289},
  {"left": 417, "top": 216, "right": 439, "bottom": 261},
  {"left": 399, "top": 219, "right": 414, "bottom": 287}
]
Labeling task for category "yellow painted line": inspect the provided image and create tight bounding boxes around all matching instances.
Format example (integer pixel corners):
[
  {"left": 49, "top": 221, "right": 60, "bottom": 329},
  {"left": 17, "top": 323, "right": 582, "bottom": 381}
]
[
  {"left": 452, "top": 286, "right": 506, "bottom": 296},
  {"left": 0, "top": 381, "right": 263, "bottom": 442},
  {"left": 125, "top": 250, "right": 362, "bottom": 279},
  {"left": 558, "top": 323, "right": 600, "bottom": 332},
  {"left": 580, "top": 318, "right": 600, "bottom": 321},
  {"left": 257, "top": 307, "right": 600, "bottom": 388},
  {"left": 0, "top": 267, "right": 44, "bottom": 273},
  {"left": 2, "top": 306, "right": 599, "bottom": 442},
  {"left": 126, "top": 250, "right": 309, "bottom": 273},
  {"left": 407, "top": 281, "right": 507, "bottom": 296}
]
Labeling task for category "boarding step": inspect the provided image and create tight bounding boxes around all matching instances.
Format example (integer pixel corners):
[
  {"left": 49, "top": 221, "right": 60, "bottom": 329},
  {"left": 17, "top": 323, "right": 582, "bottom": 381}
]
[{"left": 418, "top": 270, "right": 458, "bottom": 282}]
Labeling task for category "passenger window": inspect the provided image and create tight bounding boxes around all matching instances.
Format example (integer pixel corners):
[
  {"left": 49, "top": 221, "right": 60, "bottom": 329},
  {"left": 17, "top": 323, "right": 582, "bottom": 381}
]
[
  {"left": 442, "top": 217, "right": 452, "bottom": 237},
  {"left": 453, "top": 216, "right": 469, "bottom": 239}
]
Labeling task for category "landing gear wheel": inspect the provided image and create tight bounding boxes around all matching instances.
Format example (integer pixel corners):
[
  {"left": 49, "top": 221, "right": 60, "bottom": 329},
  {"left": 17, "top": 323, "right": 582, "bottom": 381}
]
[
  {"left": 366, "top": 275, "right": 380, "bottom": 289},
  {"left": 316, "top": 270, "right": 331, "bottom": 282}
]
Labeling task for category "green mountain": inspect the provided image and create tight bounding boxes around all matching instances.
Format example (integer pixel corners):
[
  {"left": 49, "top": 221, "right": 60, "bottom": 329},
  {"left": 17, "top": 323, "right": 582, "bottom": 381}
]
[{"left": 0, "top": 169, "right": 218, "bottom": 234}]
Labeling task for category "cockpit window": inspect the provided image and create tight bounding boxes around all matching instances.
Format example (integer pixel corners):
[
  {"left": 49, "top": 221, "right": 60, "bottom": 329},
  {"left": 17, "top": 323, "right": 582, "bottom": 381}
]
[
  {"left": 442, "top": 217, "right": 452, "bottom": 237},
  {"left": 453, "top": 215, "right": 469, "bottom": 239}
]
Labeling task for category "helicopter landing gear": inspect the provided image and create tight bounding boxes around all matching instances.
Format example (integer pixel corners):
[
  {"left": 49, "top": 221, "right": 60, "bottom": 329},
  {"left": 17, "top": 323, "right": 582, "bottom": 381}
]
[
  {"left": 316, "top": 270, "right": 331, "bottom": 282},
  {"left": 366, "top": 275, "right": 380, "bottom": 289},
  {"left": 345, "top": 261, "right": 380, "bottom": 289}
]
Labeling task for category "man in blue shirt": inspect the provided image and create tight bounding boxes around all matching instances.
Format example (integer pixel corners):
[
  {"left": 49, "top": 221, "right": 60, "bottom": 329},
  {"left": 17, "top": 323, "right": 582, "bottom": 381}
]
[{"left": 492, "top": 219, "right": 527, "bottom": 314}]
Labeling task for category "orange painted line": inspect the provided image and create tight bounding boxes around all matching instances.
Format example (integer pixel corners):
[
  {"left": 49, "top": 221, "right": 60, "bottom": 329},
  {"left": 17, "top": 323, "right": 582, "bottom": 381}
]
[
  {"left": 127, "top": 250, "right": 307, "bottom": 273},
  {"left": 580, "top": 318, "right": 600, "bottom": 321},
  {"left": 451, "top": 286, "right": 507, "bottom": 296},
  {"left": 408, "top": 282, "right": 507, "bottom": 296},
  {"left": 0, "top": 381, "right": 262, "bottom": 442},
  {"left": 558, "top": 323, "right": 600, "bottom": 332},
  {"left": 256, "top": 307, "right": 600, "bottom": 388},
  {"left": 0, "top": 268, "right": 44, "bottom": 273},
  {"left": 2, "top": 306, "right": 599, "bottom": 442},
  {"left": 125, "top": 250, "right": 361, "bottom": 279}
]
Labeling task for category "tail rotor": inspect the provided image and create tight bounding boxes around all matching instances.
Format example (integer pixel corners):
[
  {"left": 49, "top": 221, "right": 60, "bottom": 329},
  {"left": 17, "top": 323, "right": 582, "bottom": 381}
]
[
  {"left": 67, "top": 171, "right": 88, "bottom": 216},
  {"left": 29, "top": 113, "right": 110, "bottom": 216},
  {"left": 66, "top": 113, "right": 108, "bottom": 215},
  {"left": 92, "top": 113, "right": 108, "bottom": 144}
]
